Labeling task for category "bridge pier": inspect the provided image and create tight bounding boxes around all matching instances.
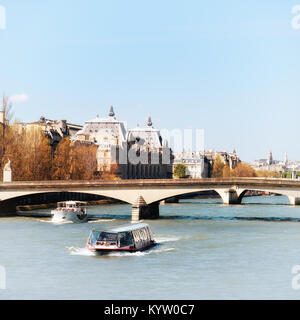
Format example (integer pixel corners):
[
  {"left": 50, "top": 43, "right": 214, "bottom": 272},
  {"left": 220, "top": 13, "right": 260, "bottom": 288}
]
[
  {"left": 217, "top": 189, "right": 241, "bottom": 205},
  {"left": 288, "top": 197, "right": 300, "bottom": 206},
  {"left": 132, "top": 196, "right": 159, "bottom": 221},
  {"left": 0, "top": 199, "right": 17, "bottom": 217}
]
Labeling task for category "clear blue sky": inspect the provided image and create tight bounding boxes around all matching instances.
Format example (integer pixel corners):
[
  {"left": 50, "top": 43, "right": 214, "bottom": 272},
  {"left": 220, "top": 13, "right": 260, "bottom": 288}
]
[{"left": 0, "top": 0, "right": 299, "bottom": 161}]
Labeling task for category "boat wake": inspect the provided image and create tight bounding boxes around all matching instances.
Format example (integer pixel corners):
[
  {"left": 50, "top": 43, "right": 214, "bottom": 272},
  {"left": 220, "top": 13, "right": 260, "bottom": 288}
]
[
  {"left": 67, "top": 246, "right": 97, "bottom": 256},
  {"left": 38, "top": 219, "right": 53, "bottom": 223},
  {"left": 67, "top": 244, "right": 175, "bottom": 258},
  {"left": 88, "top": 219, "right": 115, "bottom": 223},
  {"left": 107, "top": 247, "right": 175, "bottom": 257},
  {"left": 155, "top": 236, "right": 181, "bottom": 243},
  {"left": 40, "top": 220, "right": 75, "bottom": 225}
]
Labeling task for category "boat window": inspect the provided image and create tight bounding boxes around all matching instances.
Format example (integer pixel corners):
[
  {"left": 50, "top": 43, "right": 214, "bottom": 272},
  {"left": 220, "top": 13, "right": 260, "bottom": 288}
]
[
  {"left": 90, "top": 231, "right": 101, "bottom": 246},
  {"left": 137, "top": 229, "right": 142, "bottom": 241},
  {"left": 132, "top": 230, "right": 141, "bottom": 243},
  {"left": 118, "top": 232, "right": 134, "bottom": 247},
  {"left": 140, "top": 229, "right": 146, "bottom": 241},
  {"left": 99, "top": 232, "right": 118, "bottom": 242},
  {"left": 144, "top": 227, "right": 149, "bottom": 240},
  {"left": 145, "top": 227, "right": 151, "bottom": 240},
  {"left": 141, "top": 228, "right": 148, "bottom": 241},
  {"left": 148, "top": 227, "right": 154, "bottom": 240}
]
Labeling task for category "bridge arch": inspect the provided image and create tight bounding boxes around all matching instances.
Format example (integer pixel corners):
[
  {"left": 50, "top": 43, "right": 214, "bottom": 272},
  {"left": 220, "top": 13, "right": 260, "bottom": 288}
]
[
  {"left": 235, "top": 189, "right": 291, "bottom": 205},
  {"left": 143, "top": 187, "right": 224, "bottom": 205},
  {"left": 0, "top": 190, "right": 131, "bottom": 215}
]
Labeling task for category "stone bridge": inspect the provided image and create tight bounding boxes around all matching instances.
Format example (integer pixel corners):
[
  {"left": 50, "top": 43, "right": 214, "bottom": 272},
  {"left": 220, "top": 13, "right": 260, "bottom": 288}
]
[{"left": 1, "top": 178, "right": 300, "bottom": 221}]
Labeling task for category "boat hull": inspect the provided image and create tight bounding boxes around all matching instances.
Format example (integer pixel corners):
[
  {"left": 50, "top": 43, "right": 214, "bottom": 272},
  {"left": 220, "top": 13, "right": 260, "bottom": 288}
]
[
  {"left": 51, "top": 210, "right": 88, "bottom": 223},
  {"left": 87, "top": 241, "right": 156, "bottom": 253}
]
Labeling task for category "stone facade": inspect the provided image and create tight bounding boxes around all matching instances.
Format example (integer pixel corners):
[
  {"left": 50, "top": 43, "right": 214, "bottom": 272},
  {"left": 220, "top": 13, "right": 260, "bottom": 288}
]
[
  {"left": 173, "top": 151, "right": 208, "bottom": 178},
  {"left": 74, "top": 107, "right": 173, "bottom": 179},
  {"left": 75, "top": 106, "right": 127, "bottom": 147},
  {"left": 173, "top": 150, "right": 240, "bottom": 179}
]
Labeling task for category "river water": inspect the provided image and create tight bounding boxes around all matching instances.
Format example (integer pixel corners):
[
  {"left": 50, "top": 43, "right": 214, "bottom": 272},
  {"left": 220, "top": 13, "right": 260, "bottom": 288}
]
[{"left": 1, "top": 195, "right": 300, "bottom": 300}]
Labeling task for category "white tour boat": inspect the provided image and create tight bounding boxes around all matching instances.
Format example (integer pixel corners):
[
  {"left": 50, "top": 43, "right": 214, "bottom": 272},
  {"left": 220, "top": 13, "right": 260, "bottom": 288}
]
[{"left": 51, "top": 201, "right": 88, "bottom": 223}]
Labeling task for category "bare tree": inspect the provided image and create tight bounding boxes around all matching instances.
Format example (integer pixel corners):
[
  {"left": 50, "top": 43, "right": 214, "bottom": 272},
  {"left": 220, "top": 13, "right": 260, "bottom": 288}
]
[{"left": 0, "top": 94, "right": 13, "bottom": 174}]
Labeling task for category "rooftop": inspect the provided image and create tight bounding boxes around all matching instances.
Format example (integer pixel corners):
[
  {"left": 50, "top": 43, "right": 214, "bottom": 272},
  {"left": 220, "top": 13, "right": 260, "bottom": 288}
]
[{"left": 94, "top": 223, "right": 150, "bottom": 233}]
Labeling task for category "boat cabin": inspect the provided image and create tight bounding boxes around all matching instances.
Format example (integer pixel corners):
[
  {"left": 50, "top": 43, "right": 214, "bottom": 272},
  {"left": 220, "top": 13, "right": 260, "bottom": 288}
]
[{"left": 57, "top": 201, "right": 87, "bottom": 209}]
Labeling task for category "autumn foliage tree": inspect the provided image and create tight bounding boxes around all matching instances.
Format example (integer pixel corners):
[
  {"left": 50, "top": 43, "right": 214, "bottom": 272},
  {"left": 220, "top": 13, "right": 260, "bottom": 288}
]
[
  {"left": 70, "top": 141, "right": 99, "bottom": 180},
  {"left": 255, "top": 170, "right": 280, "bottom": 178},
  {"left": 4, "top": 124, "right": 52, "bottom": 181},
  {"left": 230, "top": 162, "right": 256, "bottom": 177},
  {"left": 52, "top": 137, "right": 72, "bottom": 180},
  {"left": 212, "top": 156, "right": 257, "bottom": 178},
  {"left": 2, "top": 124, "right": 103, "bottom": 181},
  {"left": 222, "top": 164, "right": 231, "bottom": 178},
  {"left": 0, "top": 98, "right": 117, "bottom": 181},
  {"left": 212, "top": 155, "right": 224, "bottom": 178},
  {"left": 52, "top": 138, "right": 99, "bottom": 180},
  {"left": 101, "top": 164, "right": 120, "bottom": 180}
]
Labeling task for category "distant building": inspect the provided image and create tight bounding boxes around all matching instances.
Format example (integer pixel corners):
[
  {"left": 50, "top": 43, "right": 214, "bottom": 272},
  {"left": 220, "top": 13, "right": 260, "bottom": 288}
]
[
  {"left": 75, "top": 106, "right": 127, "bottom": 147},
  {"left": 267, "top": 151, "right": 273, "bottom": 165},
  {"left": 124, "top": 117, "right": 173, "bottom": 179},
  {"left": 250, "top": 151, "right": 300, "bottom": 172},
  {"left": 172, "top": 149, "right": 240, "bottom": 179},
  {"left": 15, "top": 117, "right": 83, "bottom": 150},
  {"left": 284, "top": 152, "right": 288, "bottom": 167},
  {"left": 203, "top": 150, "right": 240, "bottom": 177},
  {"left": 173, "top": 151, "right": 207, "bottom": 179},
  {"left": 74, "top": 107, "right": 173, "bottom": 179}
]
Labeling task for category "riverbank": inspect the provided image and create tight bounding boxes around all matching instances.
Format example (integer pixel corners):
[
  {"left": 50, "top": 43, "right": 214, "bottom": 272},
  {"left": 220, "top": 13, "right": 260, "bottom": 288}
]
[{"left": 16, "top": 199, "right": 122, "bottom": 212}]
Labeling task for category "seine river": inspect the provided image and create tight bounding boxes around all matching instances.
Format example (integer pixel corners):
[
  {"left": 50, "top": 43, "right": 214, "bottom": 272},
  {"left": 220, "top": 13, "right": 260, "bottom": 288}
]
[{"left": 1, "top": 195, "right": 300, "bottom": 300}]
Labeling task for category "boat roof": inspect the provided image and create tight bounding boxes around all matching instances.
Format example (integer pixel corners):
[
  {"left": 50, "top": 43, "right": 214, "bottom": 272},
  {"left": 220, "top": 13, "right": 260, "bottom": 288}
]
[
  {"left": 57, "top": 201, "right": 87, "bottom": 205},
  {"left": 92, "top": 223, "right": 150, "bottom": 233}
]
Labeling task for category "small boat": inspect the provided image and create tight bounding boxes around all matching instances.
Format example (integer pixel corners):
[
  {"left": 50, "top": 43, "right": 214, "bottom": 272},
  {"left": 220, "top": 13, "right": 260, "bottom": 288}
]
[
  {"left": 86, "top": 223, "right": 156, "bottom": 253},
  {"left": 51, "top": 201, "right": 88, "bottom": 223}
]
